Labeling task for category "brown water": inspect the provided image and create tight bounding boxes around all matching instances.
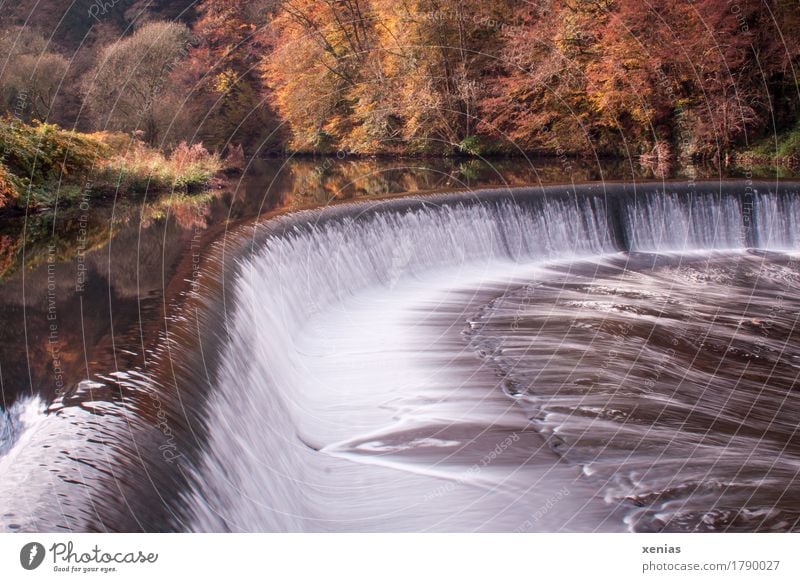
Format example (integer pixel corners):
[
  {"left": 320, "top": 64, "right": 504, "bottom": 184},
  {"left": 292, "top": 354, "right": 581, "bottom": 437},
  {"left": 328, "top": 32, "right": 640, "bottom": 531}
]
[
  {"left": 0, "top": 154, "right": 690, "bottom": 408},
  {"left": 0, "top": 156, "right": 798, "bottom": 532}
]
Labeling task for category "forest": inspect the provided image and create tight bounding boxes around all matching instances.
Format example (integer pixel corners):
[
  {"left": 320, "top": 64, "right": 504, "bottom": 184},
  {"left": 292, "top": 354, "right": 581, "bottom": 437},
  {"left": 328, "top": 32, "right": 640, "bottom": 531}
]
[
  {"left": 3, "top": 1, "right": 800, "bottom": 545},
  {"left": 1, "top": 0, "right": 799, "bottom": 182}
]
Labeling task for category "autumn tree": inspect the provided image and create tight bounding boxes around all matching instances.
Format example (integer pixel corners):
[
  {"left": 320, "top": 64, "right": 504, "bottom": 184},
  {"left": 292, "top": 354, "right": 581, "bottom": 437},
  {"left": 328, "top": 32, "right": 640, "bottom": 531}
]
[
  {"left": 263, "top": 0, "right": 378, "bottom": 152},
  {"left": 0, "top": 27, "right": 69, "bottom": 122},
  {"left": 0, "top": 0, "right": 788, "bottom": 159},
  {"left": 479, "top": 2, "right": 599, "bottom": 153},
  {"left": 263, "top": 0, "right": 513, "bottom": 154},
  {"left": 479, "top": 0, "right": 786, "bottom": 160},
  {"left": 82, "top": 21, "right": 191, "bottom": 144},
  {"left": 172, "top": 0, "right": 283, "bottom": 152},
  {"left": 372, "top": 0, "right": 510, "bottom": 153}
]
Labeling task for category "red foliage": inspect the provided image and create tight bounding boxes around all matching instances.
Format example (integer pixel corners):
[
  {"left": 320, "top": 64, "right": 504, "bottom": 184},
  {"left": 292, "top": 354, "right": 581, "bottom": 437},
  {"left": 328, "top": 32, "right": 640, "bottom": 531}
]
[{"left": 480, "top": 0, "right": 796, "bottom": 158}]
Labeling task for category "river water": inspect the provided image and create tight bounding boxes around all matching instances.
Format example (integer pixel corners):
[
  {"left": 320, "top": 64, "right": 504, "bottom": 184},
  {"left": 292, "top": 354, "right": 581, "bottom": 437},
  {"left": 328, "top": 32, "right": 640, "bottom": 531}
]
[{"left": 0, "top": 157, "right": 798, "bottom": 532}]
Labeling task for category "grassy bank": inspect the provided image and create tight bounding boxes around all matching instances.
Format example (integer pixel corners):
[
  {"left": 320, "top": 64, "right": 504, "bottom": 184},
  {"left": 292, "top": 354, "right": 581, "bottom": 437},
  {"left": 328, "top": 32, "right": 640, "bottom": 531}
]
[
  {"left": 734, "top": 122, "right": 800, "bottom": 171},
  {"left": 0, "top": 117, "right": 223, "bottom": 213}
]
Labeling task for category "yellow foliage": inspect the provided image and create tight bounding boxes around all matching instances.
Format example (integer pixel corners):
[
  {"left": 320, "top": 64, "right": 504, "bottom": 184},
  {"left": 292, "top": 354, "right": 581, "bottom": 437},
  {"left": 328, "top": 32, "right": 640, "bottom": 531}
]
[{"left": 213, "top": 69, "right": 238, "bottom": 94}]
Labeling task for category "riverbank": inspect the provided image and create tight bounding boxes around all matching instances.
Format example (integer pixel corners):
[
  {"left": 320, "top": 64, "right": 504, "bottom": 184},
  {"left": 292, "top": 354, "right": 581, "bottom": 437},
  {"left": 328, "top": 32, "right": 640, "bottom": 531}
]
[
  {"left": 0, "top": 118, "right": 226, "bottom": 215},
  {"left": 734, "top": 122, "right": 800, "bottom": 172},
  {"left": 4, "top": 115, "right": 800, "bottom": 220}
]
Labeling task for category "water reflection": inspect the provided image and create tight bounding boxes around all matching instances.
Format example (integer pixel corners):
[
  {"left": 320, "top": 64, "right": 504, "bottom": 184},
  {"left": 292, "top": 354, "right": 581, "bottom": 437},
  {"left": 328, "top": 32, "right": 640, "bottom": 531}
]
[
  {"left": 276, "top": 156, "right": 718, "bottom": 209},
  {"left": 0, "top": 156, "right": 795, "bottom": 532},
  {"left": 0, "top": 156, "right": 782, "bottom": 409},
  {"left": 0, "top": 157, "right": 792, "bottom": 407}
]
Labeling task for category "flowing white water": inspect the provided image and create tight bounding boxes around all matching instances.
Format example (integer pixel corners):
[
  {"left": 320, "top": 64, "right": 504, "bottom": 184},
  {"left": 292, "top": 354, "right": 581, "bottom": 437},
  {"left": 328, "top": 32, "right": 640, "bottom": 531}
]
[
  {"left": 624, "top": 191, "right": 747, "bottom": 251},
  {"left": 0, "top": 375, "right": 183, "bottom": 532},
  {"left": 185, "top": 188, "right": 800, "bottom": 532},
  {"left": 755, "top": 193, "right": 800, "bottom": 249},
  {"left": 0, "top": 396, "right": 46, "bottom": 458},
  {"left": 471, "top": 248, "right": 800, "bottom": 529},
  {"left": 185, "top": 198, "right": 624, "bottom": 531},
  {"left": 0, "top": 387, "right": 126, "bottom": 531},
  {"left": 3, "top": 185, "right": 799, "bottom": 532}
]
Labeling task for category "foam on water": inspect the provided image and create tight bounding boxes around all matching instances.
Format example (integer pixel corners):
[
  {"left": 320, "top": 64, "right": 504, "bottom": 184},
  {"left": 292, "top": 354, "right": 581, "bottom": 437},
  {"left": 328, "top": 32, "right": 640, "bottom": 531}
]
[
  {"left": 2, "top": 184, "right": 799, "bottom": 532},
  {"left": 184, "top": 187, "right": 800, "bottom": 531}
]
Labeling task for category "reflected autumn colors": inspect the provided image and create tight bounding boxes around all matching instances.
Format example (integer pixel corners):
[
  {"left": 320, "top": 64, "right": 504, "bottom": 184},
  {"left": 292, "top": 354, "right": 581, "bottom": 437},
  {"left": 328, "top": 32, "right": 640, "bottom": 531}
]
[
  {"left": 1, "top": 156, "right": 797, "bottom": 533},
  {"left": 0, "top": 155, "right": 777, "bottom": 408}
]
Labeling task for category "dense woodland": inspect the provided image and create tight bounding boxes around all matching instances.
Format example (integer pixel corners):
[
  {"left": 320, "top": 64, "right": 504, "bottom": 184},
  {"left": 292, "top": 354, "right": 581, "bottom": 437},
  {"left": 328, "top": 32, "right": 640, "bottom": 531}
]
[{"left": 1, "top": 0, "right": 799, "bottom": 162}]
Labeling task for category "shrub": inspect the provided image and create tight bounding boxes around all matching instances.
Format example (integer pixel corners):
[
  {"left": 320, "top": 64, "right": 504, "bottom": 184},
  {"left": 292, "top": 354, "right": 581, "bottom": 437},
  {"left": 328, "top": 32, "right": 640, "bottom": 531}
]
[
  {"left": 0, "top": 161, "right": 19, "bottom": 208},
  {"left": 734, "top": 120, "right": 800, "bottom": 169},
  {"left": 0, "top": 118, "right": 222, "bottom": 212},
  {"left": 0, "top": 117, "right": 106, "bottom": 184},
  {"left": 458, "top": 136, "right": 483, "bottom": 156},
  {"left": 99, "top": 137, "right": 221, "bottom": 192}
]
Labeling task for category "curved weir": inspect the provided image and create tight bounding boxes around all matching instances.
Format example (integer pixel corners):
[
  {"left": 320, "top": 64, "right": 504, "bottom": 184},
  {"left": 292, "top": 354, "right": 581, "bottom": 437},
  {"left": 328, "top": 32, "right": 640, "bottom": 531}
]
[{"left": 2, "top": 182, "right": 800, "bottom": 532}]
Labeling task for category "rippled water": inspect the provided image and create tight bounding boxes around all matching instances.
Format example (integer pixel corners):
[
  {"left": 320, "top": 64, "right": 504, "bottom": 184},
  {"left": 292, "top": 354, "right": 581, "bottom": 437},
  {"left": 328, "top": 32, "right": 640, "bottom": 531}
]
[
  {"left": 468, "top": 251, "right": 800, "bottom": 531},
  {"left": 182, "top": 185, "right": 800, "bottom": 532},
  {"left": 1, "top": 180, "right": 799, "bottom": 532}
]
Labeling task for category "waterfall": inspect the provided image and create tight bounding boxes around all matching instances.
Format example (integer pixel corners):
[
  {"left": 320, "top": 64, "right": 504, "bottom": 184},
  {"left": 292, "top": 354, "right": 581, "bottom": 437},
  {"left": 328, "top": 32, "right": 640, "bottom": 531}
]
[
  {"left": 755, "top": 192, "right": 800, "bottom": 249},
  {"left": 183, "top": 184, "right": 800, "bottom": 532},
  {"left": 184, "top": 196, "right": 619, "bottom": 531},
  {"left": 2, "top": 182, "right": 799, "bottom": 532},
  {"left": 624, "top": 192, "right": 748, "bottom": 251}
]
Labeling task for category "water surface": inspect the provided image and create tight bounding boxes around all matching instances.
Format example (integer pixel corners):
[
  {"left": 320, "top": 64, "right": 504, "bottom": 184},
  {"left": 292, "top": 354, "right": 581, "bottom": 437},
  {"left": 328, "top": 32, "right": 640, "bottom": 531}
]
[{"left": 0, "top": 157, "right": 798, "bottom": 532}]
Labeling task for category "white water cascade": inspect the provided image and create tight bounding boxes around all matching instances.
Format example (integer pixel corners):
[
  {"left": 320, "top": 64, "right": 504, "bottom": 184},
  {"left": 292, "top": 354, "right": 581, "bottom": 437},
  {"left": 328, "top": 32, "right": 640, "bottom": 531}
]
[
  {"left": 184, "top": 186, "right": 800, "bottom": 532},
  {"left": 2, "top": 184, "right": 799, "bottom": 532}
]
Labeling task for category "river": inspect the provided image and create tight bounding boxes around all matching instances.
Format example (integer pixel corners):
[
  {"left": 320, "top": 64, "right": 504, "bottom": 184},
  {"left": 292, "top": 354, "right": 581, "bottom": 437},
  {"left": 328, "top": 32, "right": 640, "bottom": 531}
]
[{"left": 0, "top": 157, "right": 798, "bottom": 532}]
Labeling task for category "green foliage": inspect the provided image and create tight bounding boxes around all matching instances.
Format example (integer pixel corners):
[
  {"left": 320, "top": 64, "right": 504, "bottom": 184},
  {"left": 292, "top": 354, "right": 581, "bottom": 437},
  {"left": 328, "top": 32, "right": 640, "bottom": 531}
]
[
  {"left": 735, "top": 120, "right": 800, "bottom": 169},
  {"left": 0, "top": 117, "right": 222, "bottom": 213},
  {"left": 774, "top": 124, "right": 800, "bottom": 160},
  {"left": 0, "top": 117, "right": 107, "bottom": 184},
  {"left": 458, "top": 136, "right": 483, "bottom": 156}
]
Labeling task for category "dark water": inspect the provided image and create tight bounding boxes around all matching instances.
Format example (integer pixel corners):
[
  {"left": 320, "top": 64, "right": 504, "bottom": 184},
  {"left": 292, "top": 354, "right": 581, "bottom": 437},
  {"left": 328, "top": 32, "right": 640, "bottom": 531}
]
[
  {"left": 0, "top": 157, "right": 591, "bottom": 406},
  {"left": 0, "top": 154, "right": 714, "bottom": 408},
  {"left": 0, "top": 155, "right": 799, "bottom": 532}
]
